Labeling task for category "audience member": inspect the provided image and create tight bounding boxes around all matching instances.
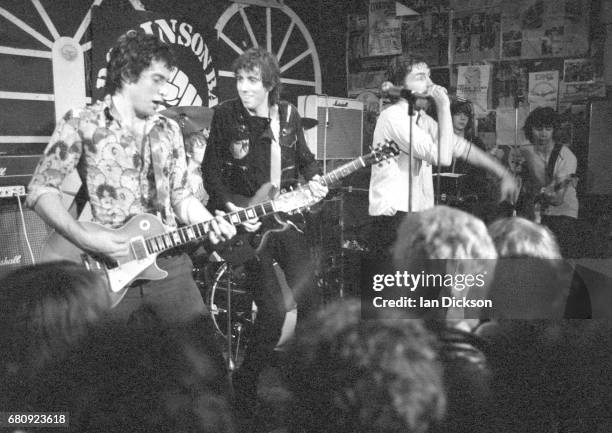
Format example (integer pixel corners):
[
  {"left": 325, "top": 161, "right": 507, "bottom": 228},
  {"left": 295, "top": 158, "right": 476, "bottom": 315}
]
[
  {"left": 24, "top": 318, "right": 234, "bottom": 433},
  {"left": 390, "top": 206, "right": 497, "bottom": 433},
  {"left": 487, "top": 217, "right": 590, "bottom": 319},
  {"left": 288, "top": 298, "right": 445, "bottom": 433},
  {"left": 0, "top": 261, "right": 110, "bottom": 412}
]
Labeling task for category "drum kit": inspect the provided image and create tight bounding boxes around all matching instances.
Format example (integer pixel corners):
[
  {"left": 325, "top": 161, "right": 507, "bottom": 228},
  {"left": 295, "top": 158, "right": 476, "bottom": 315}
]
[{"left": 162, "top": 104, "right": 319, "bottom": 370}]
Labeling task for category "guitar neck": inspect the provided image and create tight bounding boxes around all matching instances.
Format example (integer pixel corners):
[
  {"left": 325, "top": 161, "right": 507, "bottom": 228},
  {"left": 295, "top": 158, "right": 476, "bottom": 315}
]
[
  {"left": 319, "top": 157, "right": 367, "bottom": 186},
  {"left": 143, "top": 202, "right": 276, "bottom": 255},
  {"left": 143, "top": 145, "right": 395, "bottom": 255}
]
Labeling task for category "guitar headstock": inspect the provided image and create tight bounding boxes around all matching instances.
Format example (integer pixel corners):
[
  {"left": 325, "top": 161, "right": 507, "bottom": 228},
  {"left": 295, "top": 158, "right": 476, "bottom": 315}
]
[{"left": 364, "top": 140, "right": 400, "bottom": 166}]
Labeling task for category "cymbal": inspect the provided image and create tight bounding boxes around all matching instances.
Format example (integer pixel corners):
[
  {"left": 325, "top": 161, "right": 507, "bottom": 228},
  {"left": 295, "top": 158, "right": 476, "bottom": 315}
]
[
  {"left": 301, "top": 117, "right": 318, "bottom": 130},
  {"left": 160, "top": 106, "right": 215, "bottom": 134}
]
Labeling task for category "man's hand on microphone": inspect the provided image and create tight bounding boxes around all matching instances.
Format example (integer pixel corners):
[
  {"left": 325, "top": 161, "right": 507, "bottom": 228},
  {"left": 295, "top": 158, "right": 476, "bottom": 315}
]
[{"left": 427, "top": 84, "right": 450, "bottom": 107}]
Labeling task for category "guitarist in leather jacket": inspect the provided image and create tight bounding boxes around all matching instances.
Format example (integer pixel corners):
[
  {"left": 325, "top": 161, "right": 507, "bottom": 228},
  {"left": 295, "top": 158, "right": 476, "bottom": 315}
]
[
  {"left": 202, "top": 47, "right": 328, "bottom": 429},
  {"left": 520, "top": 107, "right": 579, "bottom": 257},
  {"left": 26, "top": 30, "right": 236, "bottom": 324}
]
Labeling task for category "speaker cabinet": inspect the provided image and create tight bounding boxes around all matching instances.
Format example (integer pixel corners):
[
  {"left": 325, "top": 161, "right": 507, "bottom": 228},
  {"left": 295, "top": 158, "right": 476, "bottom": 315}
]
[
  {"left": 0, "top": 198, "right": 51, "bottom": 279},
  {"left": 297, "top": 95, "right": 363, "bottom": 159}
]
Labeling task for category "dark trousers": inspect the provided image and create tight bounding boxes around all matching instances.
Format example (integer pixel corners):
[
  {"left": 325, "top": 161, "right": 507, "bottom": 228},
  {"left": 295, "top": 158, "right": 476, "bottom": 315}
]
[
  {"left": 541, "top": 215, "right": 579, "bottom": 258},
  {"left": 232, "top": 227, "right": 319, "bottom": 429},
  {"left": 361, "top": 213, "right": 407, "bottom": 286},
  {"left": 104, "top": 253, "right": 208, "bottom": 326}
]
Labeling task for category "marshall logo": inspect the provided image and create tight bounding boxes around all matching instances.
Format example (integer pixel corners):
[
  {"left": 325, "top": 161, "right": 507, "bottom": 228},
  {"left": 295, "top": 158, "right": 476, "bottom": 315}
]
[
  {"left": 334, "top": 100, "right": 349, "bottom": 107},
  {"left": 0, "top": 167, "right": 6, "bottom": 176},
  {"left": 0, "top": 255, "right": 22, "bottom": 266}
]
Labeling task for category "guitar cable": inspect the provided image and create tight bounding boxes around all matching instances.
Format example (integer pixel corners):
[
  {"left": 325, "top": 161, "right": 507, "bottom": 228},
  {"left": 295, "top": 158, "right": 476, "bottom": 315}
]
[{"left": 15, "top": 193, "right": 36, "bottom": 264}]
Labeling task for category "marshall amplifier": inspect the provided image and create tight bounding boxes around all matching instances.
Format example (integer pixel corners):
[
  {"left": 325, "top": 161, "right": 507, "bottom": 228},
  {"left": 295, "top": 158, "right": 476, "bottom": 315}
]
[
  {"left": 0, "top": 196, "right": 52, "bottom": 279},
  {"left": 0, "top": 154, "right": 41, "bottom": 188},
  {"left": 297, "top": 95, "right": 363, "bottom": 159}
]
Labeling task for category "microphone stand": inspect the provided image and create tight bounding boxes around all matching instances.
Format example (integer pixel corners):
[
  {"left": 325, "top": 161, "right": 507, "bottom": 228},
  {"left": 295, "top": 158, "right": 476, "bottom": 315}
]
[{"left": 402, "top": 88, "right": 415, "bottom": 213}]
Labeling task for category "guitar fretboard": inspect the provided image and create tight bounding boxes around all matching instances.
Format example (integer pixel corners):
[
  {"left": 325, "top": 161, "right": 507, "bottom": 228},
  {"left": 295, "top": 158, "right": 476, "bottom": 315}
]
[
  {"left": 144, "top": 201, "right": 276, "bottom": 255},
  {"left": 320, "top": 158, "right": 366, "bottom": 186},
  {"left": 140, "top": 144, "right": 393, "bottom": 256}
]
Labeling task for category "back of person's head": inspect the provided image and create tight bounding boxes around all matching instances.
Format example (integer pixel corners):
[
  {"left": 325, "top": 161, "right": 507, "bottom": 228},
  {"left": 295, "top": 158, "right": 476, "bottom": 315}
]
[
  {"left": 0, "top": 261, "right": 110, "bottom": 375},
  {"left": 392, "top": 206, "right": 497, "bottom": 322},
  {"left": 488, "top": 217, "right": 561, "bottom": 259},
  {"left": 523, "top": 106, "right": 560, "bottom": 143},
  {"left": 487, "top": 217, "right": 570, "bottom": 319},
  {"left": 393, "top": 206, "right": 497, "bottom": 265},
  {"left": 28, "top": 319, "right": 234, "bottom": 433},
  {"left": 105, "top": 29, "right": 175, "bottom": 95},
  {"left": 289, "top": 298, "right": 445, "bottom": 433},
  {"left": 232, "top": 47, "right": 281, "bottom": 105}
]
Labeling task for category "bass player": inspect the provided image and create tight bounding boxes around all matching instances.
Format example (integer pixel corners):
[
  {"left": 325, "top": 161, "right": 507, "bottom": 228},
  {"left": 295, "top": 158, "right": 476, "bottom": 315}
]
[{"left": 202, "top": 47, "right": 328, "bottom": 429}]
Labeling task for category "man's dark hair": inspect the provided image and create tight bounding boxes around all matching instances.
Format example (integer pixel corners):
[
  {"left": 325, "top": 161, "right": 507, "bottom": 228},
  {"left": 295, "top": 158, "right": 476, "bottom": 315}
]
[
  {"left": 523, "top": 106, "right": 560, "bottom": 143},
  {"left": 232, "top": 47, "right": 281, "bottom": 106},
  {"left": 451, "top": 98, "right": 476, "bottom": 139},
  {"left": 104, "top": 30, "right": 175, "bottom": 95}
]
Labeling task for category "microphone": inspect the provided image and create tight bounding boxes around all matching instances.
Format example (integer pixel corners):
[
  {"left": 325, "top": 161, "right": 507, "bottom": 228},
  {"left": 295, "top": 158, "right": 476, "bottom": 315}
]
[
  {"left": 381, "top": 81, "right": 413, "bottom": 99},
  {"left": 381, "top": 81, "right": 448, "bottom": 99}
]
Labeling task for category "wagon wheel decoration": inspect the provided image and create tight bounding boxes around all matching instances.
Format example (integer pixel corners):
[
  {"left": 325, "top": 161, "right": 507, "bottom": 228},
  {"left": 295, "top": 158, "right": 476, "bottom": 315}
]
[
  {"left": 0, "top": 0, "right": 145, "bottom": 201},
  {"left": 215, "top": 2, "right": 322, "bottom": 101}
]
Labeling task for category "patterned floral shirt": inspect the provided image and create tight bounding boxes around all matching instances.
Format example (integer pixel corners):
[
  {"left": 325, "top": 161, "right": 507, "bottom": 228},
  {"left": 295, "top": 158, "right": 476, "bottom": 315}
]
[{"left": 27, "top": 99, "right": 192, "bottom": 228}]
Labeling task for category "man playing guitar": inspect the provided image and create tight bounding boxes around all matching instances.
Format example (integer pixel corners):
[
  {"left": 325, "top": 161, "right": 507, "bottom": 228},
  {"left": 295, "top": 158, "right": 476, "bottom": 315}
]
[
  {"left": 26, "top": 30, "right": 236, "bottom": 324},
  {"left": 202, "top": 47, "right": 328, "bottom": 427},
  {"left": 520, "top": 107, "right": 579, "bottom": 257}
]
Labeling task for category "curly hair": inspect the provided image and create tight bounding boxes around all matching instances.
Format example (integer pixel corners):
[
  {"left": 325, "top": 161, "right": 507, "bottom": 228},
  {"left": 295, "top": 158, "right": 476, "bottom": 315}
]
[
  {"left": 393, "top": 205, "right": 497, "bottom": 265},
  {"left": 289, "top": 298, "right": 445, "bottom": 433},
  {"left": 232, "top": 47, "right": 281, "bottom": 105},
  {"left": 522, "top": 106, "right": 560, "bottom": 143},
  {"left": 104, "top": 29, "right": 175, "bottom": 95},
  {"left": 488, "top": 217, "right": 561, "bottom": 259}
]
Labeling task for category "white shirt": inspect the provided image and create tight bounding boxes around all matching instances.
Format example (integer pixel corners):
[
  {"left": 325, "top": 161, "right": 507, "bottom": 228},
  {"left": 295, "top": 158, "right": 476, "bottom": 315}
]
[
  {"left": 369, "top": 102, "right": 469, "bottom": 216},
  {"left": 543, "top": 145, "right": 579, "bottom": 218}
]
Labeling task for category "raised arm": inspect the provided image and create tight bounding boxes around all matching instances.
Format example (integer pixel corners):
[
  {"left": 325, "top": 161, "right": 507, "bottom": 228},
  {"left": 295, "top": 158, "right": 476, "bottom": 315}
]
[{"left": 455, "top": 139, "right": 519, "bottom": 203}]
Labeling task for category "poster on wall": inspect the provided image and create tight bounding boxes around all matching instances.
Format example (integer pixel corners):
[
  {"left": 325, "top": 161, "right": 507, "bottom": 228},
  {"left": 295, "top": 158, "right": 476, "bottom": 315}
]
[
  {"left": 348, "top": 13, "right": 369, "bottom": 62},
  {"left": 496, "top": 106, "right": 529, "bottom": 147},
  {"left": 500, "top": 0, "right": 590, "bottom": 60},
  {"left": 347, "top": 56, "right": 393, "bottom": 97},
  {"left": 91, "top": 7, "right": 218, "bottom": 107},
  {"left": 563, "top": 58, "right": 595, "bottom": 84},
  {"left": 456, "top": 64, "right": 490, "bottom": 114},
  {"left": 528, "top": 70, "right": 558, "bottom": 109},
  {"left": 368, "top": 0, "right": 402, "bottom": 56},
  {"left": 452, "top": 10, "right": 501, "bottom": 62}
]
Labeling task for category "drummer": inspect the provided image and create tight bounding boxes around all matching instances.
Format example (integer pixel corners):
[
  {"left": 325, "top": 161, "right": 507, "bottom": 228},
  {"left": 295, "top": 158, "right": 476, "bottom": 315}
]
[{"left": 160, "top": 106, "right": 215, "bottom": 205}]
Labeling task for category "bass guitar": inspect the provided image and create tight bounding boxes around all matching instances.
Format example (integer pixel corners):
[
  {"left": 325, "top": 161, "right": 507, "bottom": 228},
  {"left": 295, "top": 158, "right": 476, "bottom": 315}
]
[{"left": 41, "top": 141, "right": 399, "bottom": 307}]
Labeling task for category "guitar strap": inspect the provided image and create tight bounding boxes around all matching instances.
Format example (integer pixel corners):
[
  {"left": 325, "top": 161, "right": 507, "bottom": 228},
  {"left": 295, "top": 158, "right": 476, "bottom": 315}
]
[
  {"left": 269, "top": 104, "right": 282, "bottom": 188},
  {"left": 546, "top": 143, "right": 563, "bottom": 184}
]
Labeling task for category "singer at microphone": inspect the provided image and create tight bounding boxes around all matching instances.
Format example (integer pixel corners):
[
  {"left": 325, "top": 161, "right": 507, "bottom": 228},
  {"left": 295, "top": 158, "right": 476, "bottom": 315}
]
[
  {"left": 381, "top": 81, "right": 413, "bottom": 99},
  {"left": 381, "top": 81, "right": 447, "bottom": 99}
]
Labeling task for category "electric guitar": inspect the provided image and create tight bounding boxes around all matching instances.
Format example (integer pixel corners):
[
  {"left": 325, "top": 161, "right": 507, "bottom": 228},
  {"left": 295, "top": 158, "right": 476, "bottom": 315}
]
[{"left": 41, "top": 142, "right": 399, "bottom": 307}]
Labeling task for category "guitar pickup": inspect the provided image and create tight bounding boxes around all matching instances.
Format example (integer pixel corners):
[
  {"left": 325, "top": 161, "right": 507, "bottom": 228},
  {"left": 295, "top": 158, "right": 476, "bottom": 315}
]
[{"left": 130, "top": 236, "right": 149, "bottom": 261}]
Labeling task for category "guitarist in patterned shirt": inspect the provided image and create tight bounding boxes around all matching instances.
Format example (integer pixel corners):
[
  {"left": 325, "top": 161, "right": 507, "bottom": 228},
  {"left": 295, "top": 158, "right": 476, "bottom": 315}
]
[{"left": 26, "top": 30, "right": 236, "bottom": 324}]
